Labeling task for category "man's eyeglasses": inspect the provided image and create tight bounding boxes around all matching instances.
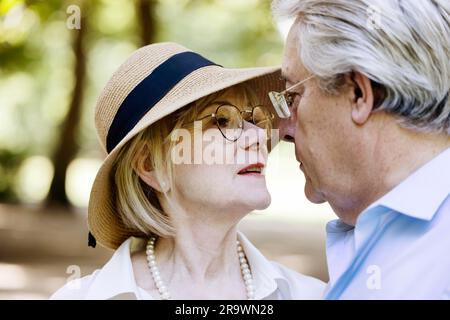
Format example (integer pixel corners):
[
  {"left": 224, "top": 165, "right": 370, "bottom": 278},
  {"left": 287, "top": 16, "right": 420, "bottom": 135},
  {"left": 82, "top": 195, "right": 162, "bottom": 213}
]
[
  {"left": 196, "top": 103, "right": 274, "bottom": 142},
  {"left": 268, "top": 75, "right": 315, "bottom": 118}
]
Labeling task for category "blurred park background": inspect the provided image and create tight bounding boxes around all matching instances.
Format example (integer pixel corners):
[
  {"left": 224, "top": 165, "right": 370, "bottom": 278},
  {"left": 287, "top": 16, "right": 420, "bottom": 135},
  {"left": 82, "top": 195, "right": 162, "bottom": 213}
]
[{"left": 0, "top": 0, "right": 335, "bottom": 299}]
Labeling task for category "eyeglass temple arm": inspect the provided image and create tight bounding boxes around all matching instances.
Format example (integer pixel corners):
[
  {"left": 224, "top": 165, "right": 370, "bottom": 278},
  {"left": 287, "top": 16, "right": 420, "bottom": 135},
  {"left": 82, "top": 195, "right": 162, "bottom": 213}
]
[{"left": 280, "top": 75, "right": 315, "bottom": 95}]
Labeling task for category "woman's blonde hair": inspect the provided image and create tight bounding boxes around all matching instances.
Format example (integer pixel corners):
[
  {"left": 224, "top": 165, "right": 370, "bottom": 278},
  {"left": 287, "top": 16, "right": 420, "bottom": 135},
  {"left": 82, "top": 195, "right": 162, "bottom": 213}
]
[{"left": 112, "top": 83, "right": 259, "bottom": 238}]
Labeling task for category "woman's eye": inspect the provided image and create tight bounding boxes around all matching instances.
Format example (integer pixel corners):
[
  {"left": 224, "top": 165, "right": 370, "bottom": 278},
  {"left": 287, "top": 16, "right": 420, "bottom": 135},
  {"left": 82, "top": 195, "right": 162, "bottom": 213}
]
[{"left": 216, "top": 117, "right": 230, "bottom": 127}]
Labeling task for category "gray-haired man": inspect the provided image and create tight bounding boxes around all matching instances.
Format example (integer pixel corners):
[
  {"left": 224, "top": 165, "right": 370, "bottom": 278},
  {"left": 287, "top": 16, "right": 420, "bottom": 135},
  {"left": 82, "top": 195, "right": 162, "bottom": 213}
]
[{"left": 272, "top": 0, "right": 450, "bottom": 299}]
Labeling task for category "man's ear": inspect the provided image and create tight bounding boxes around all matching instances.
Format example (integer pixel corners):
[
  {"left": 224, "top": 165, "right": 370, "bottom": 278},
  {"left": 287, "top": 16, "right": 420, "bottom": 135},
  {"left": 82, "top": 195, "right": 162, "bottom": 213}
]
[
  {"left": 133, "top": 146, "right": 169, "bottom": 193},
  {"left": 350, "top": 72, "right": 375, "bottom": 125}
]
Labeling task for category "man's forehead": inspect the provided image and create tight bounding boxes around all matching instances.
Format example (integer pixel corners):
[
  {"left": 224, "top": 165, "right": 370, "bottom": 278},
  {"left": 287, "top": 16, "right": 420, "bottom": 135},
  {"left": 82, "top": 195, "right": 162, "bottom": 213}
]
[
  {"left": 282, "top": 21, "right": 308, "bottom": 83},
  {"left": 281, "top": 60, "right": 307, "bottom": 84}
]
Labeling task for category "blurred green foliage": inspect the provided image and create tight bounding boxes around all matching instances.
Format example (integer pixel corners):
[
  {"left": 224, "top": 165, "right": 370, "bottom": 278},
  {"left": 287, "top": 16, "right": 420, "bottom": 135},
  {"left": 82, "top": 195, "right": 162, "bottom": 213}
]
[
  {"left": 0, "top": 0, "right": 284, "bottom": 203},
  {"left": 0, "top": 148, "right": 27, "bottom": 201}
]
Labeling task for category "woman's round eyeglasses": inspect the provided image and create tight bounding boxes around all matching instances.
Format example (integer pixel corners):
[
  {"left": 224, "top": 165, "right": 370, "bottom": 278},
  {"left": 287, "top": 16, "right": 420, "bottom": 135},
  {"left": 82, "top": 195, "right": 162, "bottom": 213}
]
[{"left": 196, "top": 103, "right": 274, "bottom": 142}]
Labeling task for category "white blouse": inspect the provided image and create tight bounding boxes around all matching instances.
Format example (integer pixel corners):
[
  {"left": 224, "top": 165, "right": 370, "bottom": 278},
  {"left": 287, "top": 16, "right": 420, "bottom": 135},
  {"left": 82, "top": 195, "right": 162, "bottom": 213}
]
[{"left": 50, "top": 232, "right": 325, "bottom": 300}]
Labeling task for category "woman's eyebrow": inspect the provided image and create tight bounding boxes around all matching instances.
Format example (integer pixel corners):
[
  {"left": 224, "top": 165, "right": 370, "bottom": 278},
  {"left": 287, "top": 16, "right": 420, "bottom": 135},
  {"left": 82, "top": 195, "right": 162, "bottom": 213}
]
[
  {"left": 197, "top": 103, "right": 223, "bottom": 117},
  {"left": 209, "top": 100, "right": 232, "bottom": 106},
  {"left": 199, "top": 101, "right": 231, "bottom": 113}
]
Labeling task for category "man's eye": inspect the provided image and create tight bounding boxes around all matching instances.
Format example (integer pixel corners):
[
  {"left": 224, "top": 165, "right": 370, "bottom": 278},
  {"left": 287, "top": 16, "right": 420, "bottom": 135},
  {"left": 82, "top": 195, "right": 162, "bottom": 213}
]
[
  {"left": 286, "top": 91, "right": 303, "bottom": 107},
  {"left": 286, "top": 93, "right": 296, "bottom": 107}
]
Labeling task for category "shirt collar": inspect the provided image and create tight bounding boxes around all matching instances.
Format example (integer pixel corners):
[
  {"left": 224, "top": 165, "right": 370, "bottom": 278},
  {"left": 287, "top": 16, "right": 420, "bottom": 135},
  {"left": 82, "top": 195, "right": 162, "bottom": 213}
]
[
  {"left": 84, "top": 233, "right": 289, "bottom": 300},
  {"left": 366, "top": 147, "right": 450, "bottom": 221},
  {"left": 237, "top": 231, "right": 290, "bottom": 299},
  {"left": 85, "top": 237, "right": 144, "bottom": 300}
]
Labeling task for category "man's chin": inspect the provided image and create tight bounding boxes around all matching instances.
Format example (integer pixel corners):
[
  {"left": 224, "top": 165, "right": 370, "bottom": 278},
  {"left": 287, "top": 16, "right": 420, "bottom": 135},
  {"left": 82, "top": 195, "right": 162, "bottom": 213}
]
[{"left": 304, "top": 184, "right": 326, "bottom": 204}]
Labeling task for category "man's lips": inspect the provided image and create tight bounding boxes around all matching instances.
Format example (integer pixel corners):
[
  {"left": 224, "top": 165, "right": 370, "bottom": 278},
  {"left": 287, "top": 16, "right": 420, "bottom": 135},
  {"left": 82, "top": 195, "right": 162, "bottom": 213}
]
[
  {"left": 296, "top": 154, "right": 304, "bottom": 168},
  {"left": 238, "top": 163, "right": 265, "bottom": 175}
]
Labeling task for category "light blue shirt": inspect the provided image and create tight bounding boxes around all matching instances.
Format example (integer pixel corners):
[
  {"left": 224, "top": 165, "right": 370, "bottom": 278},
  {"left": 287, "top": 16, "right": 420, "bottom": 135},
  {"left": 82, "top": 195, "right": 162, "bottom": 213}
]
[{"left": 324, "top": 147, "right": 450, "bottom": 300}]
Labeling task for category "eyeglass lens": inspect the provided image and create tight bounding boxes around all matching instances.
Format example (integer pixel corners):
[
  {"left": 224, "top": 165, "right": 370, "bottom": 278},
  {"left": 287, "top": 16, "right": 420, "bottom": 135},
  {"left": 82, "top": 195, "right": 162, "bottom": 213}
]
[{"left": 215, "top": 105, "right": 272, "bottom": 141}]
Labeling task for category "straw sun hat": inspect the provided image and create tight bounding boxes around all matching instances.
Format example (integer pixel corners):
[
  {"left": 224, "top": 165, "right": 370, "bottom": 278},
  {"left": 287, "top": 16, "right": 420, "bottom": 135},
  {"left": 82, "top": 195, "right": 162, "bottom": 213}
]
[{"left": 88, "top": 42, "right": 284, "bottom": 250}]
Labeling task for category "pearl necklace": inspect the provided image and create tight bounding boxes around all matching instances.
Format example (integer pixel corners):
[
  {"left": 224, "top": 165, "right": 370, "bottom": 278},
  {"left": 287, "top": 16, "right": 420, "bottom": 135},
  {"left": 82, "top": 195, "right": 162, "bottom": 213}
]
[{"left": 146, "top": 236, "right": 255, "bottom": 300}]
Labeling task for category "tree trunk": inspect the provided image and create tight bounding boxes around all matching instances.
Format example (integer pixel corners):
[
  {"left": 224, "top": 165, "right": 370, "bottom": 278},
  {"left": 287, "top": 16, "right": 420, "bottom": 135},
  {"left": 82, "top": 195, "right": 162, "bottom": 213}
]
[
  {"left": 46, "top": 15, "right": 86, "bottom": 208},
  {"left": 137, "top": 0, "right": 156, "bottom": 45}
]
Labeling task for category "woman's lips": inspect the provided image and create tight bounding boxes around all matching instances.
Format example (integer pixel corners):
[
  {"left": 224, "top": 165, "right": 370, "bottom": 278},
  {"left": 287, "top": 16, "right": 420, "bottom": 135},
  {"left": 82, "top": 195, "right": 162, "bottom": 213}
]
[
  {"left": 238, "top": 163, "right": 265, "bottom": 176},
  {"left": 239, "top": 172, "right": 264, "bottom": 177}
]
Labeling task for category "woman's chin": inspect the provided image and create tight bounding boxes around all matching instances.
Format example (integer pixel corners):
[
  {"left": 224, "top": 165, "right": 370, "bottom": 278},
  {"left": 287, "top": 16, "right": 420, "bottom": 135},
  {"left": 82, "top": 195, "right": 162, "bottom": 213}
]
[
  {"left": 242, "top": 192, "right": 271, "bottom": 211},
  {"left": 255, "top": 199, "right": 271, "bottom": 210}
]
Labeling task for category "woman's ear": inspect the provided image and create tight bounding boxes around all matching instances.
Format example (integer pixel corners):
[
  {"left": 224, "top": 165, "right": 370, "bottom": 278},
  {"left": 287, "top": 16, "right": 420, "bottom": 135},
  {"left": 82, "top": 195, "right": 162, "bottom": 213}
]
[
  {"left": 350, "top": 72, "right": 375, "bottom": 125},
  {"left": 133, "top": 145, "right": 169, "bottom": 193}
]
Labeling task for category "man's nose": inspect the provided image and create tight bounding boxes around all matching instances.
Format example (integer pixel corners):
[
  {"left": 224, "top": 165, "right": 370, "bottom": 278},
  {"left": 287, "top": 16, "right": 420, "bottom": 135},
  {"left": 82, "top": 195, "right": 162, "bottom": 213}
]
[{"left": 278, "top": 112, "right": 296, "bottom": 142}]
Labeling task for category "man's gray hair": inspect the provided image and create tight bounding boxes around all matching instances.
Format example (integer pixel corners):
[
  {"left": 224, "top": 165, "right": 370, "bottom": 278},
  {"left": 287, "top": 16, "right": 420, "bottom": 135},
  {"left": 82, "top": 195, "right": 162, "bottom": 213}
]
[{"left": 273, "top": 0, "right": 450, "bottom": 134}]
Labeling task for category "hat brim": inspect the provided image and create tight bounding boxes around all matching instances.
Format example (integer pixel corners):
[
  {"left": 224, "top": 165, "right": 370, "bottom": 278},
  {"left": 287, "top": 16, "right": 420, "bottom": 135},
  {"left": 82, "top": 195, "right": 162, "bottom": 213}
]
[{"left": 88, "top": 65, "right": 284, "bottom": 250}]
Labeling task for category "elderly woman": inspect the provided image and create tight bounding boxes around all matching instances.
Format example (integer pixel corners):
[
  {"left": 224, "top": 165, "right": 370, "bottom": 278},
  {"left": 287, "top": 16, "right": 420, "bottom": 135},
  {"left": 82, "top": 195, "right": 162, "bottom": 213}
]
[{"left": 50, "top": 42, "right": 325, "bottom": 300}]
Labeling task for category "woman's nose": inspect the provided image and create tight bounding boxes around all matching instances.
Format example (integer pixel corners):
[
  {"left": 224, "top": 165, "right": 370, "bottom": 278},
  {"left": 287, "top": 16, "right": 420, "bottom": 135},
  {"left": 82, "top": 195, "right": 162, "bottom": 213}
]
[{"left": 238, "top": 121, "right": 267, "bottom": 152}]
